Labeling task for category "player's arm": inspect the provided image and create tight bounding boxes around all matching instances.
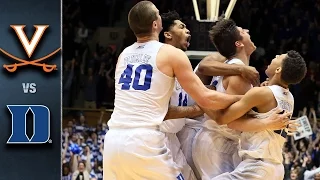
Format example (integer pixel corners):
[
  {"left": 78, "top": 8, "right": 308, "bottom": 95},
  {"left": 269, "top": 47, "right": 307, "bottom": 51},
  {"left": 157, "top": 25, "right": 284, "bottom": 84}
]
[
  {"left": 164, "top": 105, "right": 203, "bottom": 120},
  {"left": 197, "top": 53, "right": 260, "bottom": 86},
  {"left": 169, "top": 47, "right": 241, "bottom": 110},
  {"left": 227, "top": 109, "right": 292, "bottom": 132},
  {"left": 201, "top": 75, "right": 251, "bottom": 121},
  {"left": 214, "top": 87, "right": 270, "bottom": 125}
]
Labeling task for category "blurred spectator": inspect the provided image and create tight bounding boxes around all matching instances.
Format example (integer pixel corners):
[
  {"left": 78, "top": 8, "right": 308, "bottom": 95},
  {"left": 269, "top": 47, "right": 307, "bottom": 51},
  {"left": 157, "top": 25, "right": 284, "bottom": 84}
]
[
  {"left": 63, "top": 111, "right": 108, "bottom": 180},
  {"left": 75, "top": 114, "right": 88, "bottom": 134},
  {"left": 74, "top": 21, "right": 88, "bottom": 56},
  {"left": 63, "top": 59, "right": 75, "bottom": 108},
  {"left": 81, "top": 67, "right": 98, "bottom": 109},
  {"left": 72, "top": 161, "right": 90, "bottom": 180},
  {"left": 62, "top": 164, "right": 72, "bottom": 180}
]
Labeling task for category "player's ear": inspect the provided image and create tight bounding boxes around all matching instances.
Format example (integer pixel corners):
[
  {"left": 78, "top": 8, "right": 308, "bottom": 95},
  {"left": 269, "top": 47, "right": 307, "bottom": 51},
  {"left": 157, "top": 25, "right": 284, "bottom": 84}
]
[
  {"left": 275, "top": 67, "right": 282, "bottom": 74},
  {"left": 235, "top": 41, "right": 244, "bottom": 47},
  {"left": 152, "top": 20, "right": 158, "bottom": 29},
  {"left": 164, "top": 31, "right": 172, "bottom": 40}
]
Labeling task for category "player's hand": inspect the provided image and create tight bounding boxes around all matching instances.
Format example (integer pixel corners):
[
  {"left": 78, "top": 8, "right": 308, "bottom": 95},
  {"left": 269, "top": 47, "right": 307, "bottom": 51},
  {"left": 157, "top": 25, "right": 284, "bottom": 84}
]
[
  {"left": 205, "top": 85, "right": 216, "bottom": 90},
  {"left": 240, "top": 66, "right": 260, "bottom": 87},
  {"left": 265, "top": 108, "right": 292, "bottom": 130},
  {"left": 285, "top": 119, "right": 300, "bottom": 136},
  {"left": 260, "top": 78, "right": 269, "bottom": 87}
]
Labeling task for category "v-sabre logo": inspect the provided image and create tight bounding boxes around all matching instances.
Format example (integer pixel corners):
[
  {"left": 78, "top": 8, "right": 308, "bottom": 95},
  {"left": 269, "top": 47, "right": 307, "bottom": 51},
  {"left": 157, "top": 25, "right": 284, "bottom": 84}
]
[
  {"left": 6, "top": 105, "right": 51, "bottom": 144},
  {"left": 0, "top": 25, "right": 61, "bottom": 73}
]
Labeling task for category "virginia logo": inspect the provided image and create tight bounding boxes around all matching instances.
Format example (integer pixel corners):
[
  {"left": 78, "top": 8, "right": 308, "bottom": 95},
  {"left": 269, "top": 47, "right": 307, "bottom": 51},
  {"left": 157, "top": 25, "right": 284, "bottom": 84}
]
[{"left": 0, "top": 25, "right": 61, "bottom": 73}]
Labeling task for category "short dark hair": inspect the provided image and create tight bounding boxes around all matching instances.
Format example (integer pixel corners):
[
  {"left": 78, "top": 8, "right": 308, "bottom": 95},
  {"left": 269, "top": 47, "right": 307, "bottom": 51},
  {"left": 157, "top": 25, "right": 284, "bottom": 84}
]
[
  {"left": 159, "top": 11, "right": 181, "bottom": 43},
  {"left": 281, "top": 50, "right": 307, "bottom": 85},
  {"left": 128, "top": 1, "right": 157, "bottom": 37},
  {"left": 208, "top": 19, "right": 242, "bottom": 59}
]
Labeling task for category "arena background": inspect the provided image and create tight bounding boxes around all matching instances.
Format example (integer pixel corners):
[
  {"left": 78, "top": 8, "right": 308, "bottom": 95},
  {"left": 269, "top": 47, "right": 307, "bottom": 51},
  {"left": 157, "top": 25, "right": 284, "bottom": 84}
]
[{"left": 62, "top": 0, "right": 320, "bottom": 179}]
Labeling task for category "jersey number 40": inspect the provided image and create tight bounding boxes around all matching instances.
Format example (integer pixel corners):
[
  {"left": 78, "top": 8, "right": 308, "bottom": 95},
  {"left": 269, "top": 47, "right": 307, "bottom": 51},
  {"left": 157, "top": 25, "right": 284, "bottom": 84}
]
[{"left": 118, "top": 64, "right": 153, "bottom": 91}]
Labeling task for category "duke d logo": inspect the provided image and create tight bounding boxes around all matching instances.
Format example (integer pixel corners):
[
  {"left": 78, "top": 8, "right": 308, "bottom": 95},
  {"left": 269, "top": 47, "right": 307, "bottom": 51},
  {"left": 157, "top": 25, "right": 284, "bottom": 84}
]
[{"left": 0, "top": 25, "right": 61, "bottom": 73}]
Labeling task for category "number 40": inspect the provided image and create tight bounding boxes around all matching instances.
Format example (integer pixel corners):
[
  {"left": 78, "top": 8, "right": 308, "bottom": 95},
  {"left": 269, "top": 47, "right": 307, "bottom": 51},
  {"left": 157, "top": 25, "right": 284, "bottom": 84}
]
[{"left": 118, "top": 64, "right": 153, "bottom": 91}]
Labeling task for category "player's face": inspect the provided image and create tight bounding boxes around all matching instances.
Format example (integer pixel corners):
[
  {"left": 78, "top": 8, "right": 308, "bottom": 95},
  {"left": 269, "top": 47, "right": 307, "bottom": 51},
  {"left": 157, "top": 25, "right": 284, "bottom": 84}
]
[
  {"left": 152, "top": 6, "right": 163, "bottom": 35},
  {"left": 236, "top": 27, "right": 256, "bottom": 56},
  {"left": 265, "top": 53, "right": 287, "bottom": 78},
  {"left": 167, "top": 20, "right": 191, "bottom": 51}
]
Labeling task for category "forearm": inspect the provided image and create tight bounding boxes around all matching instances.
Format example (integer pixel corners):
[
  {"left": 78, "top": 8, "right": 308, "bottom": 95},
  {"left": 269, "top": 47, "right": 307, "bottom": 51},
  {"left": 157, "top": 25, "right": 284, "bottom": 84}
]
[
  {"left": 203, "top": 90, "right": 242, "bottom": 110},
  {"left": 164, "top": 105, "right": 203, "bottom": 120},
  {"left": 227, "top": 115, "right": 268, "bottom": 132},
  {"left": 198, "top": 61, "right": 242, "bottom": 77}
]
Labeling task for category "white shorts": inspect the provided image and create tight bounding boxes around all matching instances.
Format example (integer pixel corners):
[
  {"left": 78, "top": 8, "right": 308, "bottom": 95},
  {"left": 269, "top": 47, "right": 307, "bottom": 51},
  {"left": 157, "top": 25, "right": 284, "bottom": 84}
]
[
  {"left": 192, "top": 128, "right": 241, "bottom": 180},
  {"left": 103, "top": 128, "right": 184, "bottom": 180},
  {"left": 165, "top": 133, "right": 197, "bottom": 180},
  {"left": 177, "top": 121, "right": 202, "bottom": 179},
  {"left": 212, "top": 158, "right": 284, "bottom": 180}
]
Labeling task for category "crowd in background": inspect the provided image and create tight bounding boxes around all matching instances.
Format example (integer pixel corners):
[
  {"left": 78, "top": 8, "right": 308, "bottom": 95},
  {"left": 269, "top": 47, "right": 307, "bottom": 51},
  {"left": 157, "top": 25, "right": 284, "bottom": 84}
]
[{"left": 62, "top": 0, "right": 320, "bottom": 179}]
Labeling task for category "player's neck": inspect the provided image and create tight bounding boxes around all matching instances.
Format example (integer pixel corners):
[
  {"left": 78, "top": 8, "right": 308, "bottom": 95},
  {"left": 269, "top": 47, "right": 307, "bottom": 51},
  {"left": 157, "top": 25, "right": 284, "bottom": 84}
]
[
  {"left": 136, "top": 34, "right": 159, "bottom": 43},
  {"left": 164, "top": 41, "right": 185, "bottom": 51},
  {"left": 268, "top": 77, "right": 289, "bottom": 89},
  {"left": 233, "top": 52, "right": 249, "bottom": 65}
]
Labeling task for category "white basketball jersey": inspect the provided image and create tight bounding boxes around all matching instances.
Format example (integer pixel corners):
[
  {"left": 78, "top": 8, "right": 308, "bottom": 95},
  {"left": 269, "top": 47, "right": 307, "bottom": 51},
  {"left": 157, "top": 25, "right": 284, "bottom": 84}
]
[
  {"left": 160, "top": 79, "right": 187, "bottom": 133},
  {"left": 108, "top": 41, "right": 175, "bottom": 128},
  {"left": 239, "top": 85, "right": 294, "bottom": 163},
  {"left": 203, "top": 58, "right": 246, "bottom": 141},
  {"left": 171, "top": 79, "right": 188, "bottom": 107}
]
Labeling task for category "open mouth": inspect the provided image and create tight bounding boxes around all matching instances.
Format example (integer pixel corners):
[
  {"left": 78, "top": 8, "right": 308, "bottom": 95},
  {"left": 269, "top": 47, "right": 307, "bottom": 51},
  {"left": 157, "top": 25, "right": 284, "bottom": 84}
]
[
  {"left": 185, "top": 35, "right": 191, "bottom": 47},
  {"left": 187, "top": 35, "right": 191, "bottom": 43}
]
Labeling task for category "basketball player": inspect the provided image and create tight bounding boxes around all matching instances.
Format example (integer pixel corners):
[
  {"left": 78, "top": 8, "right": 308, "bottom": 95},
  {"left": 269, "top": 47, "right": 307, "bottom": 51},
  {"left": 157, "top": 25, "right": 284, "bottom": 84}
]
[
  {"left": 103, "top": 2, "right": 243, "bottom": 180},
  {"left": 192, "top": 19, "right": 293, "bottom": 179},
  {"left": 211, "top": 50, "right": 306, "bottom": 180},
  {"left": 159, "top": 10, "right": 201, "bottom": 180},
  {"left": 158, "top": 11, "right": 268, "bottom": 180}
]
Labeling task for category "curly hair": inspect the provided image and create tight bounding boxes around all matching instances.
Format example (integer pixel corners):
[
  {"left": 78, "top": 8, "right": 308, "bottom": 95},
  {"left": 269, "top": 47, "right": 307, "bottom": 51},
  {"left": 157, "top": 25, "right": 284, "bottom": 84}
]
[
  {"left": 159, "top": 11, "right": 181, "bottom": 43},
  {"left": 208, "top": 19, "right": 242, "bottom": 59},
  {"left": 281, "top": 50, "right": 307, "bottom": 85}
]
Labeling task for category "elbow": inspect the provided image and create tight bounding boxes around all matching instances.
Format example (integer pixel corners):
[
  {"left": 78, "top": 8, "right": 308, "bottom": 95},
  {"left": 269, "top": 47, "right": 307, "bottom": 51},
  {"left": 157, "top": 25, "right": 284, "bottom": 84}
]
[
  {"left": 195, "top": 94, "right": 211, "bottom": 109},
  {"left": 197, "top": 63, "right": 207, "bottom": 75}
]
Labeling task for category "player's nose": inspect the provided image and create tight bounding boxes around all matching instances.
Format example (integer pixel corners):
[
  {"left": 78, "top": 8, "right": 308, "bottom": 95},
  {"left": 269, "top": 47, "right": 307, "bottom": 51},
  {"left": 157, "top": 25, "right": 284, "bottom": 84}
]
[{"left": 186, "top": 29, "right": 190, "bottom": 34}]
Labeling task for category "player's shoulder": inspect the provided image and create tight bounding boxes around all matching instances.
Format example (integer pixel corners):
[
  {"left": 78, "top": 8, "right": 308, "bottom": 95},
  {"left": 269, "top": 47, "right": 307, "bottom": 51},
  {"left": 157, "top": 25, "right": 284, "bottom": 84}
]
[
  {"left": 160, "top": 44, "right": 184, "bottom": 54},
  {"left": 225, "top": 73, "right": 250, "bottom": 87},
  {"left": 158, "top": 44, "right": 187, "bottom": 64},
  {"left": 247, "top": 86, "right": 273, "bottom": 98},
  {"left": 226, "top": 74, "right": 248, "bottom": 83}
]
